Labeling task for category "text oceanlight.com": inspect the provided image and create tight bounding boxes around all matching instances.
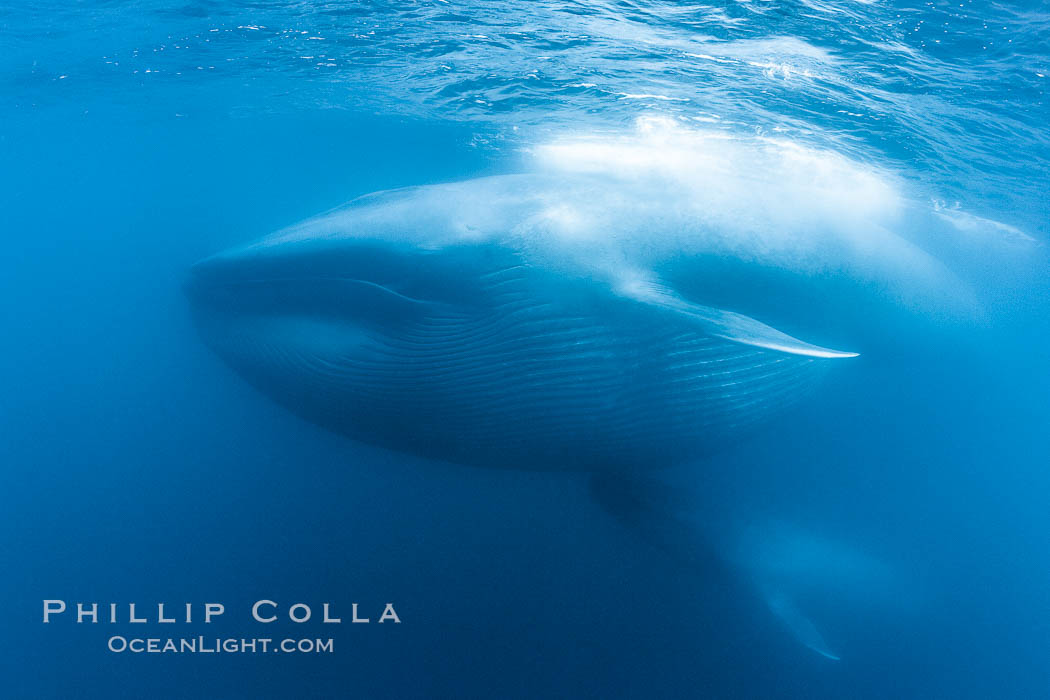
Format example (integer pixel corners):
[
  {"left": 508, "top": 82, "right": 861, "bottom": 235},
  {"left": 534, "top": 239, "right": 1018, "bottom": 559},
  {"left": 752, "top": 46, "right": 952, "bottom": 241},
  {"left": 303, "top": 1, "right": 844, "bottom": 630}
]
[{"left": 107, "top": 636, "right": 334, "bottom": 654}]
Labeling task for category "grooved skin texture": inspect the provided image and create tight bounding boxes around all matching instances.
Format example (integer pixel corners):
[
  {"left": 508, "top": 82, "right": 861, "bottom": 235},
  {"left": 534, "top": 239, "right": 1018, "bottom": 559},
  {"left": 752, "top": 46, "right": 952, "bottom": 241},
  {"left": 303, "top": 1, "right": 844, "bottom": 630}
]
[{"left": 198, "top": 266, "right": 827, "bottom": 470}]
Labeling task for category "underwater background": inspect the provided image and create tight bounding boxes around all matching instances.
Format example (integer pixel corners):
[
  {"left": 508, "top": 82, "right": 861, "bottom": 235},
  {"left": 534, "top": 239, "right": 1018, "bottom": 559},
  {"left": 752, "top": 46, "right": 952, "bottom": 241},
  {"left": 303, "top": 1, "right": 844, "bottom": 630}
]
[{"left": 2, "top": 1, "right": 1049, "bottom": 698}]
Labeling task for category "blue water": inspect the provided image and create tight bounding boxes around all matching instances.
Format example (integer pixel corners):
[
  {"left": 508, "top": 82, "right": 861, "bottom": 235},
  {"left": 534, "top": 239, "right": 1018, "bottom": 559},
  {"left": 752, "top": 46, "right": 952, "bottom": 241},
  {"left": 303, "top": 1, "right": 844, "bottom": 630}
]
[{"left": 2, "top": 1, "right": 1049, "bottom": 698}]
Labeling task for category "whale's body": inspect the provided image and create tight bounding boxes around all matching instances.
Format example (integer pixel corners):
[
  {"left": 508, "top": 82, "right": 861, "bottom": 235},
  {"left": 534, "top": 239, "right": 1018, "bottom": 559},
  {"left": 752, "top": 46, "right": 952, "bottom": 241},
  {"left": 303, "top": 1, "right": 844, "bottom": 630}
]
[
  {"left": 188, "top": 153, "right": 978, "bottom": 659},
  {"left": 188, "top": 173, "right": 865, "bottom": 471}
]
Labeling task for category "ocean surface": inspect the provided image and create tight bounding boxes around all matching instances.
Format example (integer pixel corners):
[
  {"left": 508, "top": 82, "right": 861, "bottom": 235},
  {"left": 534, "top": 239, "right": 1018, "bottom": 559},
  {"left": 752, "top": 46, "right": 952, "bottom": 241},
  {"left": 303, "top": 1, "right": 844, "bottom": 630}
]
[{"left": 2, "top": 1, "right": 1049, "bottom": 698}]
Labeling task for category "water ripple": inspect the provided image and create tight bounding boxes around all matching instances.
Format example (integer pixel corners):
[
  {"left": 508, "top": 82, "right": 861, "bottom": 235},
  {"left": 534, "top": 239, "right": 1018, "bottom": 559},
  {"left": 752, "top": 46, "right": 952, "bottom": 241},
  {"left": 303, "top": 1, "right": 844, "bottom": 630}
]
[{"left": 3, "top": 0, "right": 1047, "bottom": 231}]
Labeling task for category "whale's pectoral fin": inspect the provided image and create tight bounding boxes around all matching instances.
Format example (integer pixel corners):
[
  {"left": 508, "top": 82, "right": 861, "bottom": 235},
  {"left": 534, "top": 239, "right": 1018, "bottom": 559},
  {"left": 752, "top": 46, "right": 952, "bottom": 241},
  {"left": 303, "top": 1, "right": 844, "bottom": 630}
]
[
  {"left": 761, "top": 586, "right": 841, "bottom": 661},
  {"left": 617, "top": 277, "right": 859, "bottom": 358}
]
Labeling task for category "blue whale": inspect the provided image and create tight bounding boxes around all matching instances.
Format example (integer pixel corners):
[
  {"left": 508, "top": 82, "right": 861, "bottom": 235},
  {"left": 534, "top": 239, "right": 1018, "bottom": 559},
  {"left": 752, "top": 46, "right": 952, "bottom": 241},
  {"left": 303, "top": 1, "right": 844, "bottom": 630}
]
[{"left": 187, "top": 129, "right": 982, "bottom": 659}]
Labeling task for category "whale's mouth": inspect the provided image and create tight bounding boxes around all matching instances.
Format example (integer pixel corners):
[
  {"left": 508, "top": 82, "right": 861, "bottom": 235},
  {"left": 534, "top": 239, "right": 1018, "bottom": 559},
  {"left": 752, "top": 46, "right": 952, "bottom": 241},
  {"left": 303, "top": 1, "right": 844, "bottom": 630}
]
[
  {"left": 184, "top": 238, "right": 478, "bottom": 443},
  {"left": 185, "top": 237, "right": 489, "bottom": 328},
  {"left": 187, "top": 260, "right": 418, "bottom": 325},
  {"left": 184, "top": 241, "right": 454, "bottom": 410}
]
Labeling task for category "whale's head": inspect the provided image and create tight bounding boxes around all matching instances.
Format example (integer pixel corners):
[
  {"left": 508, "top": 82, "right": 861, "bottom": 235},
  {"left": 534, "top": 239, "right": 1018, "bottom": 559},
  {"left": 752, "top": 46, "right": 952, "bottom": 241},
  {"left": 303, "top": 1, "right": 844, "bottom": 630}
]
[{"left": 186, "top": 222, "right": 508, "bottom": 453}]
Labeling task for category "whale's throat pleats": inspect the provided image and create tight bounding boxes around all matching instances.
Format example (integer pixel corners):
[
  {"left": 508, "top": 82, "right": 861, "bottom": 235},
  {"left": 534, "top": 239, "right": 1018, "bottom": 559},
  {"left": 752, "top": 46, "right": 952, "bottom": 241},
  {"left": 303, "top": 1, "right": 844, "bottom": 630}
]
[{"left": 196, "top": 262, "right": 831, "bottom": 470}]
